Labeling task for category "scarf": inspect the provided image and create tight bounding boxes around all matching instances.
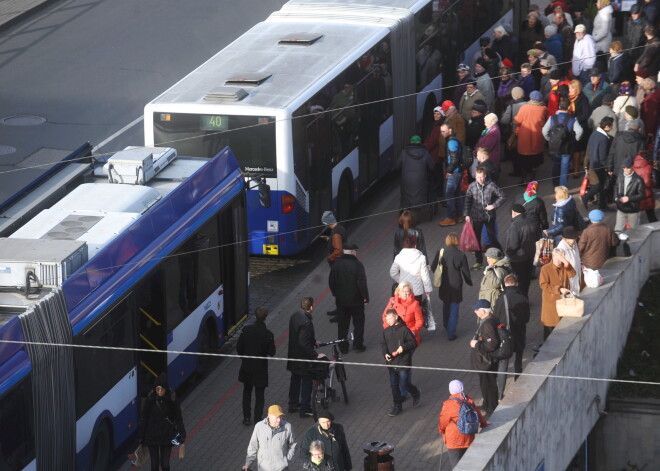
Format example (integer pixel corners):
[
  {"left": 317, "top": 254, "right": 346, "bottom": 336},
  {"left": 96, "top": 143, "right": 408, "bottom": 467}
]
[
  {"left": 523, "top": 192, "right": 537, "bottom": 203},
  {"left": 317, "top": 425, "right": 337, "bottom": 442}
]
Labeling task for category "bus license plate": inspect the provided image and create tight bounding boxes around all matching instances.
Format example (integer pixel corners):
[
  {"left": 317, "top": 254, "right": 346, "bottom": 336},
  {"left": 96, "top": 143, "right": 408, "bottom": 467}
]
[{"left": 263, "top": 245, "right": 279, "bottom": 255}]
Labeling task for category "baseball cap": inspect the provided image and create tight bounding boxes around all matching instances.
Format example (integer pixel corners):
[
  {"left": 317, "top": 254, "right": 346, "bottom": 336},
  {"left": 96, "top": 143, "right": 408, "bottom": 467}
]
[
  {"left": 441, "top": 100, "right": 455, "bottom": 112},
  {"left": 267, "top": 405, "right": 285, "bottom": 417},
  {"left": 472, "top": 299, "right": 492, "bottom": 311},
  {"left": 574, "top": 24, "right": 586, "bottom": 33}
]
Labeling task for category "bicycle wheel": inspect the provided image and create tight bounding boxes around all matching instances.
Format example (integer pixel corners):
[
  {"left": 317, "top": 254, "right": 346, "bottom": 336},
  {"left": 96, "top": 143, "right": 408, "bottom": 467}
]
[
  {"left": 311, "top": 385, "right": 321, "bottom": 421},
  {"left": 335, "top": 364, "right": 349, "bottom": 404}
]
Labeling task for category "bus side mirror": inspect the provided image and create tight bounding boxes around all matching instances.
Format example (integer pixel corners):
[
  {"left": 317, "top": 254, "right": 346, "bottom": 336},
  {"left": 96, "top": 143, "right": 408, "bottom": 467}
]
[{"left": 259, "top": 182, "right": 271, "bottom": 208}]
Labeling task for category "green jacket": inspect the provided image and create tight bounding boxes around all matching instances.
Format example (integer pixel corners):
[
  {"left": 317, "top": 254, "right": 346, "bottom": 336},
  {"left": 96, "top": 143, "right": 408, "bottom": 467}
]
[{"left": 478, "top": 257, "right": 511, "bottom": 307}]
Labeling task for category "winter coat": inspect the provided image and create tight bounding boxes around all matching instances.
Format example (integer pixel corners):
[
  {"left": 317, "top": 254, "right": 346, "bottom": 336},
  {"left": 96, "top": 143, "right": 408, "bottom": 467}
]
[
  {"left": 578, "top": 223, "right": 619, "bottom": 270},
  {"left": 540, "top": 261, "right": 576, "bottom": 327},
  {"left": 470, "top": 315, "right": 500, "bottom": 371},
  {"left": 501, "top": 99, "right": 526, "bottom": 128},
  {"left": 519, "top": 21, "right": 545, "bottom": 60},
  {"left": 478, "top": 257, "right": 512, "bottom": 307},
  {"left": 329, "top": 253, "right": 369, "bottom": 307},
  {"left": 607, "top": 53, "right": 633, "bottom": 86},
  {"left": 464, "top": 180, "right": 506, "bottom": 222},
  {"left": 393, "top": 226, "right": 427, "bottom": 261},
  {"left": 454, "top": 75, "right": 475, "bottom": 108},
  {"left": 544, "top": 33, "right": 564, "bottom": 62},
  {"left": 572, "top": 34, "right": 596, "bottom": 77},
  {"left": 614, "top": 171, "right": 645, "bottom": 213},
  {"left": 495, "top": 78, "right": 517, "bottom": 117},
  {"left": 381, "top": 294, "right": 424, "bottom": 345},
  {"left": 459, "top": 89, "right": 487, "bottom": 122},
  {"left": 493, "top": 286, "right": 530, "bottom": 353},
  {"left": 583, "top": 78, "right": 612, "bottom": 111},
  {"left": 636, "top": 37, "right": 660, "bottom": 78},
  {"left": 641, "top": 89, "right": 660, "bottom": 144},
  {"left": 624, "top": 16, "right": 648, "bottom": 60},
  {"left": 439, "top": 393, "right": 487, "bottom": 449},
  {"left": 302, "top": 459, "right": 335, "bottom": 471},
  {"left": 505, "top": 214, "right": 538, "bottom": 262},
  {"left": 301, "top": 423, "right": 351, "bottom": 471},
  {"left": 556, "top": 239, "right": 582, "bottom": 295},
  {"left": 588, "top": 107, "right": 617, "bottom": 136},
  {"left": 592, "top": 5, "right": 613, "bottom": 53},
  {"left": 237, "top": 320, "right": 276, "bottom": 388},
  {"left": 608, "top": 130, "right": 645, "bottom": 172},
  {"left": 382, "top": 321, "right": 417, "bottom": 367},
  {"left": 548, "top": 80, "right": 571, "bottom": 116},
  {"left": 424, "top": 120, "right": 442, "bottom": 163},
  {"left": 518, "top": 194, "right": 549, "bottom": 234},
  {"left": 586, "top": 128, "right": 612, "bottom": 170},
  {"left": 138, "top": 390, "right": 186, "bottom": 447},
  {"left": 634, "top": 155, "right": 654, "bottom": 212},
  {"left": 245, "top": 418, "right": 297, "bottom": 471},
  {"left": 546, "top": 196, "right": 581, "bottom": 246},
  {"left": 518, "top": 75, "right": 536, "bottom": 101},
  {"left": 395, "top": 144, "right": 434, "bottom": 208},
  {"left": 438, "top": 112, "right": 466, "bottom": 159},
  {"left": 475, "top": 125, "right": 501, "bottom": 166},
  {"left": 327, "top": 224, "right": 347, "bottom": 263},
  {"left": 466, "top": 115, "right": 486, "bottom": 148},
  {"left": 514, "top": 102, "right": 548, "bottom": 155},
  {"left": 430, "top": 245, "right": 472, "bottom": 304},
  {"left": 475, "top": 71, "right": 495, "bottom": 112},
  {"left": 390, "top": 248, "right": 432, "bottom": 296},
  {"left": 287, "top": 309, "right": 318, "bottom": 377},
  {"left": 492, "top": 34, "right": 515, "bottom": 64}
]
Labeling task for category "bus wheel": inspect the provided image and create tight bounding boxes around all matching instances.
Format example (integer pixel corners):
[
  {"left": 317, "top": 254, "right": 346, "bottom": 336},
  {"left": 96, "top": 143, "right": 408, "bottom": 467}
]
[
  {"left": 90, "top": 420, "right": 111, "bottom": 471},
  {"left": 336, "top": 177, "right": 352, "bottom": 223},
  {"left": 195, "top": 320, "right": 217, "bottom": 380}
]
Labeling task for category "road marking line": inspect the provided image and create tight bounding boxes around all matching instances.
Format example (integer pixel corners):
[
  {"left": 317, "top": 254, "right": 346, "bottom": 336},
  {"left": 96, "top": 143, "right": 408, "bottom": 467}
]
[{"left": 92, "top": 115, "right": 143, "bottom": 152}]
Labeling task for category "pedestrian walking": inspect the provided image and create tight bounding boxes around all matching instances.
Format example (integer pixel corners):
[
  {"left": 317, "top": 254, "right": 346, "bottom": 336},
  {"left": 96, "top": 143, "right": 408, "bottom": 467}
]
[
  {"left": 382, "top": 309, "right": 420, "bottom": 417},
  {"left": 470, "top": 299, "right": 500, "bottom": 415},
  {"left": 538, "top": 248, "right": 575, "bottom": 346},
  {"left": 381, "top": 281, "right": 424, "bottom": 346},
  {"left": 389, "top": 235, "right": 433, "bottom": 305},
  {"left": 237, "top": 307, "right": 276, "bottom": 426},
  {"left": 438, "top": 380, "right": 488, "bottom": 469},
  {"left": 393, "top": 209, "right": 427, "bottom": 261},
  {"left": 329, "top": 243, "right": 369, "bottom": 353},
  {"left": 478, "top": 248, "right": 511, "bottom": 307},
  {"left": 505, "top": 204, "right": 538, "bottom": 296},
  {"left": 301, "top": 411, "right": 352, "bottom": 471},
  {"left": 395, "top": 135, "right": 435, "bottom": 221},
  {"left": 494, "top": 274, "right": 530, "bottom": 376},
  {"left": 614, "top": 157, "right": 645, "bottom": 232},
  {"left": 287, "top": 297, "right": 326, "bottom": 418},
  {"left": 243, "top": 405, "right": 297, "bottom": 471},
  {"left": 138, "top": 374, "right": 186, "bottom": 471},
  {"left": 430, "top": 232, "right": 472, "bottom": 341},
  {"left": 578, "top": 210, "right": 619, "bottom": 270}
]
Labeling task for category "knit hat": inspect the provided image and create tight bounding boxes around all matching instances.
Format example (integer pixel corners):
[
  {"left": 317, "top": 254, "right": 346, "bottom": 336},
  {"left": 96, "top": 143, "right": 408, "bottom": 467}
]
[
  {"left": 527, "top": 49, "right": 541, "bottom": 57},
  {"left": 622, "top": 157, "right": 634, "bottom": 169},
  {"left": 562, "top": 226, "right": 578, "bottom": 239},
  {"left": 625, "top": 106, "right": 639, "bottom": 118},
  {"left": 550, "top": 69, "right": 563, "bottom": 80},
  {"left": 316, "top": 410, "right": 334, "bottom": 421},
  {"left": 589, "top": 209, "right": 605, "bottom": 222},
  {"left": 485, "top": 247, "right": 503, "bottom": 260},
  {"left": 410, "top": 135, "right": 422, "bottom": 144},
  {"left": 526, "top": 181, "right": 538, "bottom": 197},
  {"left": 544, "top": 24, "right": 557, "bottom": 36},
  {"left": 456, "top": 63, "right": 470, "bottom": 72},
  {"left": 602, "top": 92, "right": 616, "bottom": 103},
  {"left": 501, "top": 58, "right": 514, "bottom": 69},
  {"left": 472, "top": 101, "right": 487, "bottom": 114},
  {"left": 449, "top": 380, "right": 464, "bottom": 395},
  {"left": 475, "top": 57, "right": 487, "bottom": 68},
  {"left": 626, "top": 119, "right": 640, "bottom": 131},
  {"left": 635, "top": 69, "right": 650, "bottom": 79},
  {"left": 321, "top": 211, "right": 337, "bottom": 225},
  {"left": 343, "top": 242, "right": 358, "bottom": 251},
  {"left": 530, "top": 90, "right": 543, "bottom": 101},
  {"left": 433, "top": 106, "right": 441, "bottom": 113},
  {"left": 154, "top": 373, "right": 168, "bottom": 390},
  {"left": 511, "top": 86, "right": 524, "bottom": 100},
  {"left": 512, "top": 203, "right": 526, "bottom": 214},
  {"left": 441, "top": 100, "right": 455, "bottom": 112},
  {"left": 618, "top": 81, "right": 633, "bottom": 96}
]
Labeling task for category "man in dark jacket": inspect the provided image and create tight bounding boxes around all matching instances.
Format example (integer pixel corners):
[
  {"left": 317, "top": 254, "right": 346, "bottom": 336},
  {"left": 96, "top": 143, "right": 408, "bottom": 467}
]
[
  {"left": 382, "top": 309, "right": 420, "bottom": 417},
  {"left": 329, "top": 243, "right": 369, "bottom": 353},
  {"left": 464, "top": 167, "right": 507, "bottom": 269},
  {"left": 287, "top": 297, "right": 326, "bottom": 418},
  {"left": 634, "top": 26, "right": 660, "bottom": 78},
  {"left": 614, "top": 157, "right": 645, "bottom": 231},
  {"left": 301, "top": 411, "right": 352, "bottom": 471},
  {"left": 625, "top": 4, "right": 648, "bottom": 61},
  {"left": 438, "top": 123, "right": 465, "bottom": 226},
  {"left": 395, "top": 135, "right": 434, "bottom": 221},
  {"left": 321, "top": 211, "right": 347, "bottom": 264},
  {"left": 470, "top": 299, "right": 499, "bottom": 415},
  {"left": 237, "top": 307, "right": 276, "bottom": 425},
  {"left": 493, "top": 275, "right": 530, "bottom": 377},
  {"left": 505, "top": 204, "right": 538, "bottom": 296},
  {"left": 583, "top": 117, "right": 614, "bottom": 211},
  {"left": 607, "top": 119, "right": 645, "bottom": 174}
]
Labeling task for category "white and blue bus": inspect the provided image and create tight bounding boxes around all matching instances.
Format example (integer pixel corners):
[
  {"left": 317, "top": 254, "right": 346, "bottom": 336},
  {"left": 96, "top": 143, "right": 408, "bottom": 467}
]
[
  {"left": 144, "top": 0, "right": 515, "bottom": 256},
  {"left": 0, "top": 144, "right": 248, "bottom": 470}
]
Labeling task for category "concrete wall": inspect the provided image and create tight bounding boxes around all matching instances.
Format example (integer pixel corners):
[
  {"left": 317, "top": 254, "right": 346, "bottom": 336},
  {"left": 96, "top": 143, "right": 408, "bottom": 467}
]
[{"left": 455, "top": 222, "right": 660, "bottom": 471}]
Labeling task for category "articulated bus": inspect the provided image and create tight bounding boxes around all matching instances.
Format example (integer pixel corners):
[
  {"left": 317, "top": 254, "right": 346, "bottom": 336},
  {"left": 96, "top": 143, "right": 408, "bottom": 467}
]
[
  {"left": 0, "top": 145, "right": 248, "bottom": 470},
  {"left": 144, "top": 0, "right": 516, "bottom": 256}
]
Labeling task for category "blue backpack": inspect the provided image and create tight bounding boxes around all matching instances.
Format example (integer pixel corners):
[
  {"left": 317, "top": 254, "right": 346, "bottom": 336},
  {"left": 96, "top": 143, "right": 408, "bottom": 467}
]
[{"left": 450, "top": 395, "right": 480, "bottom": 434}]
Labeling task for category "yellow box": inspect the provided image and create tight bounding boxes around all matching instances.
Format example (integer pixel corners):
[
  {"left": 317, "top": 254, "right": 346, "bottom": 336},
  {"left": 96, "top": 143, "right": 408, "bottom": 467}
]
[{"left": 263, "top": 244, "right": 279, "bottom": 255}]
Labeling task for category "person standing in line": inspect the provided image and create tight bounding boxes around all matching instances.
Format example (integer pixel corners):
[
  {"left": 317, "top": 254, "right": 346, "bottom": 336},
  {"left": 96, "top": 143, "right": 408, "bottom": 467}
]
[
  {"left": 301, "top": 411, "right": 352, "bottom": 471},
  {"left": 138, "top": 374, "right": 186, "bottom": 471},
  {"left": 614, "top": 157, "right": 645, "bottom": 232},
  {"left": 538, "top": 248, "right": 575, "bottom": 348},
  {"left": 395, "top": 135, "right": 435, "bottom": 222},
  {"left": 633, "top": 150, "right": 657, "bottom": 224},
  {"left": 430, "top": 232, "right": 472, "bottom": 341},
  {"left": 329, "top": 243, "right": 369, "bottom": 353},
  {"left": 475, "top": 113, "right": 502, "bottom": 181},
  {"left": 470, "top": 299, "right": 500, "bottom": 415},
  {"left": 513, "top": 91, "right": 548, "bottom": 183},
  {"left": 505, "top": 204, "right": 538, "bottom": 296},
  {"left": 582, "top": 117, "right": 614, "bottom": 211},
  {"left": 438, "top": 380, "right": 488, "bottom": 469},
  {"left": 542, "top": 98, "right": 583, "bottom": 188},
  {"left": 556, "top": 226, "right": 582, "bottom": 295},
  {"left": 517, "top": 181, "right": 548, "bottom": 237},
  {"left": 438, "top": 122, "right": 466, "bottom": 227},
  {"left": 607, "top": 119, "right": 645, "bottom": 177},
  {"left": 237, "top": 307, "right": 276, "bottom": 426},
  {"left": 425, "top": 106, "right": 444, "bottom": 202},
  {"left": 382, "top": 309, "right": 421, "bottom": 417},
  {"left": 242, "top": 405, "right": 297, "bottom": 471},
  {"left": 287, "top": 297, "right": 326, "bottom": 418},
  {"left": 571, "top": 24, "right": 596, "bottom": 83},
  {"left": 494, "top": 274, "right": 530, "bottom": 377},
  {"left": 321, "top": 211, "right": 346, "bottom": 264},
  {"left": 578, "top": 209, "right": 619, "bottom": 270}
]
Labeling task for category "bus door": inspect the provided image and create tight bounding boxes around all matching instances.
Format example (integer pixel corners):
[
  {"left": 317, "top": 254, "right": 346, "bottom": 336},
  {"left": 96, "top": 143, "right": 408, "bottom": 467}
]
[
  {"left": 135, "top": 269, "right": 167, "bottom": 395},
  {"left": 304, "top": 113, "right": 335, "bottom": 229},
  {"left": 220, "top": 200, "right": 248, "bottom": 332}
]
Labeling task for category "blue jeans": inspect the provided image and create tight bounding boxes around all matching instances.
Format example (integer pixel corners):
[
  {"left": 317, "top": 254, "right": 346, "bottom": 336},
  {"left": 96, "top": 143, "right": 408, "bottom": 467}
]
[
  {"left": 552, "top": 154, "right": 570, "bottom": 187},
  {"left": 481, "top": 219, "right": 499, "bottom": 245},
  {"left": 442, "top": 302, "right": 460, "bottom": 339},
  {"left": 388, "top": 367, "right": 418, "bottom": 405},
  {"left": 445, "top": 172, "right": 464, "bottom": 219}
]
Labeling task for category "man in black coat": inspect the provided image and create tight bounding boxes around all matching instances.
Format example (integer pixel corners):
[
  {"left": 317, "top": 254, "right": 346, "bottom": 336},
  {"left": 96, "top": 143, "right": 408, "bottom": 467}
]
[
  {"left": 505, "top": 204, "right": 538, "bottom": 296},
  {"left": 301, "top": 411, "right": 353, "bottom": 471},
  {"left": 583, "top": 117, "right": 613, "bottom": 211},
  {"left": 237, "top": 307, "right": 276, "bottom": 426},
  {"left": 494, "top": 275, "right": 530, "bottom": 377},
  {"left": 614, "top": 157, "right": 645, "bottom": 232},
  {"left": 607, "top": 119, "right": 645, "bottom": 174},
  {"left": 470, "top": 299, "right": 499, "bottom": 415},
  {"left": 329, "top": 243, "right": 369, "bottom": 353},
  {"left": 287, "top": 297, "right": 326, "bottom": 418}
]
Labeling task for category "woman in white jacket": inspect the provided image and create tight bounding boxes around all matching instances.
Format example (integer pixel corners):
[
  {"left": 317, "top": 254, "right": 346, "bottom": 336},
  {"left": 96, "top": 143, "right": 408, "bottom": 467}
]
[
  {"left": 389, "top": 235, "right": 432, "bottom": 301},
  {"left": 592, "top": 0, "right": 613, "bottom": 54}
]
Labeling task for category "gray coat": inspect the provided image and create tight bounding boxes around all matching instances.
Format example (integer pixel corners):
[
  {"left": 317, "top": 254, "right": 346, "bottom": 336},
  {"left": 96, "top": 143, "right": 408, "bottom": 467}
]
[
  {"left": 245, "top": 418, "right": 297, "bottom": 471},
  {"left": 395, "top": 144, "right": 434, "bottom": 208}
]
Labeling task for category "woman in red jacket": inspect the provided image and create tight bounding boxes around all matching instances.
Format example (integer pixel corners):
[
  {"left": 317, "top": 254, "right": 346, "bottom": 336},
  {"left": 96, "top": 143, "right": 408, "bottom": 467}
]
[
  {"left": 439, "top": 379, "right": 488, "bottom": 469},
  {"left": 381, "top": 281, "right": 424, "bottom": 345},
  {"left": 633, "top": 151, "right": 657, "bottom": 223}
]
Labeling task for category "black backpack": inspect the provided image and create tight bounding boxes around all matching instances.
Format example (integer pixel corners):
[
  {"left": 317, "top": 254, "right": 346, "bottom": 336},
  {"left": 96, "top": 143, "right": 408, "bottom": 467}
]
[
  {"left": 449, "top": 137, "right": 473, "bottom": 171},
  {"left": 489, "top": 323, "right": 514, "bottom": 361},
  {"left": 547, "top": 113, "right": 575, "bottom": 154}
]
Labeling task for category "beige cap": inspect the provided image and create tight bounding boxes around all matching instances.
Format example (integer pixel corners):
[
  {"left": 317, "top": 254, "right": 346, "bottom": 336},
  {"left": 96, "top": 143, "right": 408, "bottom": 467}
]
[
  {"left": 267, "top": 405, "right": 285, "bottom": 417},
  {"left": 574, "top": 24, "right": 586, "bottom": 33}
]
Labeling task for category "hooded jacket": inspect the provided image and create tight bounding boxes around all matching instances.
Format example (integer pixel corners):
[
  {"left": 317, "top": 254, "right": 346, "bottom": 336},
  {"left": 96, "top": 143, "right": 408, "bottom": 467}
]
[
  {"left": 478, "top": 257, "right": 512, "bottom": 307},
  {"left": 395, "top": 144, "right": 434, "bottom": 208},
  {"left": 607, "top": 130, "right": 644, "bottom": 172},
  {"left": 244, "top": 418, "right": 297, "bottom": 471},
  {"left": 389, "top": 248, "right": 432, "bottom": 296},
  {"left": 381, "top": 293, "right": 424, "bottom": 345},
  {"left": 439, "top": 392, "right": 487, "bottom": 449}
]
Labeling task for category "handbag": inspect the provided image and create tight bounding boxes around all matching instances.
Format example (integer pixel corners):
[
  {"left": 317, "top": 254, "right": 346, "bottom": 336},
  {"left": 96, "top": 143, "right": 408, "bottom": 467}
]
[
  {"left": 579, "top": 171, "right": 590, "bottom": 196},
  {"left": 432, "top": 248, "right": 444, "bottom": 288},
  {"left": 534, "top": 237, "right": 554, "bottom": 266},
  {"left": 460, "top": 222, "right": 480, "bottom": 252},
  {"left": 506, "top": 124, "right": 518, "bottom": 150},
  {"left": 556, "top": 293, "right": 585, "bottom": 317}
]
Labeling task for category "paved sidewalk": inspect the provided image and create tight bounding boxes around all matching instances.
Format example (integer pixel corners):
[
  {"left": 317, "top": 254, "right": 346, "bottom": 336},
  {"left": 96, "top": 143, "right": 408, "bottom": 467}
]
[{"left": 0, "top": 0, "right": 55, "bottom": 30}]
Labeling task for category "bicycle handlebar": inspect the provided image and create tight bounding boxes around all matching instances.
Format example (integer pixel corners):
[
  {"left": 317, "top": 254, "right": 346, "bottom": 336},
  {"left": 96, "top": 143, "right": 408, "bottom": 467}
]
[{"left": 318, "top": 333, "right": 353, "bottom": 347}]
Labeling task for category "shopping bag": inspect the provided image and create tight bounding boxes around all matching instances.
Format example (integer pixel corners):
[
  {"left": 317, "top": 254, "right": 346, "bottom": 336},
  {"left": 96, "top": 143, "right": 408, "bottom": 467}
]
[
  {"left": 129, "top": 444, "right": 146, "bottom": 468},
  {"left": 459, "top": 222, "right": 480, "bottom": 252},
  {"left": 583, "top": 267, "right": 604, "bottom": 288},
  {"left": 533, "top": 237, "right": 553, "bottom": 266},
  {"left": 426, "top": 295, "right": 436, "bottom": 331},
  {"left": 432, "top": 249, "right": 444, "bottom": 288},
  {"left": 460, "top": 170, "right": 469, "bottom": 194},
  {"left": 556, "top": 294, "right": 585, "bottom": 317},
  {"left": 579, "top": 171, "right": 590, "bottom": 196}
]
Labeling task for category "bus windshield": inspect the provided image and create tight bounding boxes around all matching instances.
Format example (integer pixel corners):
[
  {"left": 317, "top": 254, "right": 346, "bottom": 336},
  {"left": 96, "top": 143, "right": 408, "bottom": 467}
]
[{"left": 152, "top": 112, "right": 277, "bottom": 177}]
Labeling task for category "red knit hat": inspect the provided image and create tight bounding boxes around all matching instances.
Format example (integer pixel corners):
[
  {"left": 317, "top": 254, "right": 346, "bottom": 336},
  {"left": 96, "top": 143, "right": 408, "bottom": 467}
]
[{"left": 501, "top": 58, "right": 514, "bottom": 69}]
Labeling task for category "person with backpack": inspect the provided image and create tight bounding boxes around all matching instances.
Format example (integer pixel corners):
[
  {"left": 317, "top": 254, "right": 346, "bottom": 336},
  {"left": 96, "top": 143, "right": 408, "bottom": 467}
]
[
  {"left": 478, "top": 248, "right": 511, "bottom": 307},
  {"left": 542, "top": 98, "right": 584, "bottom": 187},
  {"left": 493, "top": 274, "right": 530, "bottom": 378},
  {"left": 470, "top": 299, "right": 500, "bottom": 415},
  {"left": 438, "top": 122, "right": 467, "bottom": 227},
  {"left": 438, "top": 379, "right": 488, "bottom": 469}
]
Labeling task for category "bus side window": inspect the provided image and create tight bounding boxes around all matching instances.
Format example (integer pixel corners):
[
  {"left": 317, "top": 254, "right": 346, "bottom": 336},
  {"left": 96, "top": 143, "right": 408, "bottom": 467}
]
[{"left": 0, "top": 376, "right": 34, "bottom": 469}]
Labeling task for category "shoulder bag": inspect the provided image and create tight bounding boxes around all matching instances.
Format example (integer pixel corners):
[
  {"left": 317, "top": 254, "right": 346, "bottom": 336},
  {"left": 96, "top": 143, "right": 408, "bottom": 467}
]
[{"left": 432, "top": 248, "right": 444, "bottom": 288}]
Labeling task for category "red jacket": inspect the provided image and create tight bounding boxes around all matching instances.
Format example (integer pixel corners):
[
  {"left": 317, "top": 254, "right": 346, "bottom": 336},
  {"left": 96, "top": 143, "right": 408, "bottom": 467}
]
[
  {"left": 641, "top": 89, "right": 660, "bottom": 146},
  {"left": 548, "top": 80, "right": 570, "bottom": 116},
  {"left": 438, "top": 393, "right": 488, "bottom": 449},
  {"left": 381, "top": 294, "right": 423, "bottom": 345},
  {"left": 633, "top": 154, "right": 654, "bottom": 211}
]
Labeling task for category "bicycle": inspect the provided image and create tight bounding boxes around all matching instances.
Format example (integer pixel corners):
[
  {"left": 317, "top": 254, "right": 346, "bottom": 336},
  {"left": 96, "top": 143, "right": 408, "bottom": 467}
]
[{"left": 310, "top": 334, "right": 351, "bottom": 421}]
